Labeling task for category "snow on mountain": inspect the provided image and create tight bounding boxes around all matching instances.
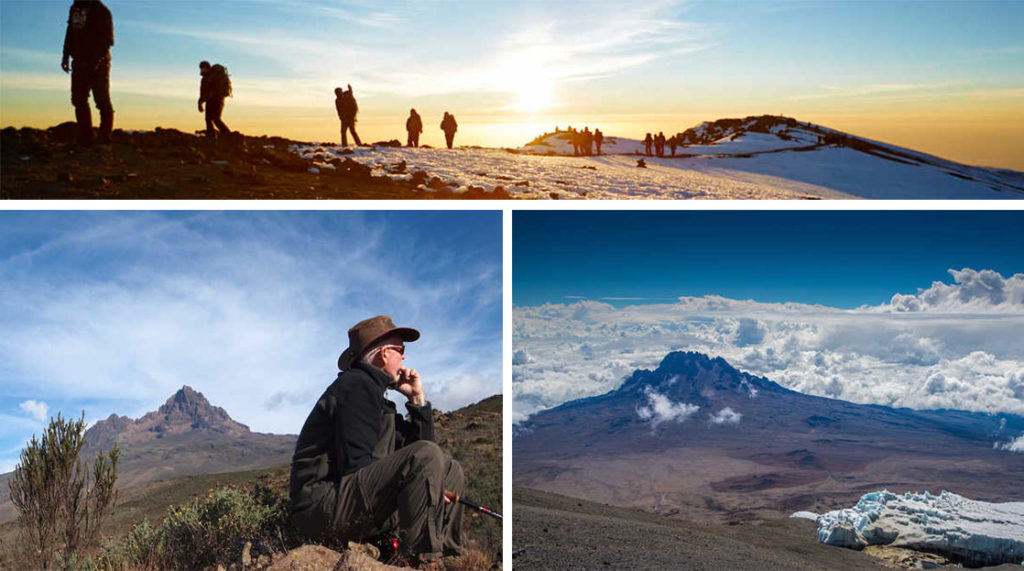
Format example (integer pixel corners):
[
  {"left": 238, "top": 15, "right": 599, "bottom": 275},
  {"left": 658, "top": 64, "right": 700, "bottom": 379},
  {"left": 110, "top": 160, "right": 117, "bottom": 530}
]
[
  {"left": 291, "top": 115, "right": 1024, "bottom": 199},
  {"left": 806, "top": 490, "right": 1024, "bottom": 566}
]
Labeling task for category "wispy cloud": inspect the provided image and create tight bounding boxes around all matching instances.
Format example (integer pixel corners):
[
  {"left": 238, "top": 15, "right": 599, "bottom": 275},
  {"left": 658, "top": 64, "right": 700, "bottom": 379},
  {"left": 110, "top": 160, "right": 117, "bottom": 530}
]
[{"left": 18, "top": 400, "right": 48, "bottom": 422}]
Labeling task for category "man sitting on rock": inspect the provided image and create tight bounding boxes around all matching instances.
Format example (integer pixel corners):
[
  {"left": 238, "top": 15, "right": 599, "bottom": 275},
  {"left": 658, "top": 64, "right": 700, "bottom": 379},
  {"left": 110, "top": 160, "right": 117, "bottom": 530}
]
[{"left": 289, "top": 315, "right": 465, "bottom": 568}]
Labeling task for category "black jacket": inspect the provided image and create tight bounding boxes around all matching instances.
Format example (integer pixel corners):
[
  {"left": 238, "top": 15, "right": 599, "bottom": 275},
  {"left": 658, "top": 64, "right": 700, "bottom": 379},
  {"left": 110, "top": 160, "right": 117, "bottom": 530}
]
[
  {"left": 63, "top": 0, "right": 113, "bottom": 63},
  {"left": 288, "top": 362, "right": 434, "bottom": 513}
]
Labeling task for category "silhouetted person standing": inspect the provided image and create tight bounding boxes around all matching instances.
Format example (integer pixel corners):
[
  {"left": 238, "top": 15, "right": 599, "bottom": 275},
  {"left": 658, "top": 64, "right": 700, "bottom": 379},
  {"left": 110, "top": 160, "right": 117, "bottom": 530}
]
[
  {"left": 440, "top": 112, "right": 457, "bottom": 149},
  {"left": 668, "top": 134, "right": 679, "bottom": 157},
  {"left": 655, "top": 131, "right": 666, "bottom": 158},
  {"left": 198, "top": 61, "right": 232, "bottom": 138},
  {"left": 62, "top": 0, "right": 114, "bottom": 147},
  {"left": 406, "top": 108, "right": 423, "bottom": 147},
  {"left": 643, "top": 133, "right": 653, "bottom": 157},
  {"left": 335, "top": 84, "right": 361, "bottom": 147},
  {"left": 582, "top": 127, "right": 593, "bottom": 156},
  {"left": 594, "top": 129, "right": 604, "bottom": 155}
]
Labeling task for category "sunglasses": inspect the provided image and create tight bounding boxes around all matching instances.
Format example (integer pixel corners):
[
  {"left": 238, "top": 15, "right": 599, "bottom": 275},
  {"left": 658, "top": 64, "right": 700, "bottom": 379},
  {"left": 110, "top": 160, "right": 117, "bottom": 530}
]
[{"left": 381, "top": 345, "right": 405, "bottom": 355}]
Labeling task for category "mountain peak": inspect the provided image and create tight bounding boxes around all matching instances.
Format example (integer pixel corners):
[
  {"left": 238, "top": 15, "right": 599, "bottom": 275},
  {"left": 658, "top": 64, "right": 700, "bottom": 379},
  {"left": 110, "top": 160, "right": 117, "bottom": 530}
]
[
  {"left": 160, "top": 385, "right": 210, "bottom": 414},
  {"left": 616, "top": 350, "right": 780, "bottom": 402},
  {"left": 85, "top": 385, "right": 249, "bottom": 451}
]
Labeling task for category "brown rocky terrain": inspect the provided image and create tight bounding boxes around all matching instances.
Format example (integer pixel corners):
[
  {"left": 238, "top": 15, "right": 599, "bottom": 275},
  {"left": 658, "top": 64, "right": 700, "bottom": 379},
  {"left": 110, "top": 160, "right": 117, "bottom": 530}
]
[
  {"left": 1, "top": 124, "right": 509, "bottom": 199},
  {"left": 513, "top": 487, "right": 1022, "bottom": 570},
  {"left": 515, "top": 352, "right": 1024, "bottom": 525}
]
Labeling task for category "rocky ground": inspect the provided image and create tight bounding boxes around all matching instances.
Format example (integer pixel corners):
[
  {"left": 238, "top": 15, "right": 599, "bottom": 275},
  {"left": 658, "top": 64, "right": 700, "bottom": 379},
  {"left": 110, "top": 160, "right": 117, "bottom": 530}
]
[
  {"left": 1, "top": 124, "right": 508, "bottom": 200},
  {"left": 512, "top": 487, "right": 1022, "bottom": 570}
]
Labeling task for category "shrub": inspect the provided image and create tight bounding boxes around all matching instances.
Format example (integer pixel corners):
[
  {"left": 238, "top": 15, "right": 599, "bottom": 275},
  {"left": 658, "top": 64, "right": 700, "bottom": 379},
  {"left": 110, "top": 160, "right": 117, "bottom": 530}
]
[
  {"left": 8, "top": 412, "right": 120, "bottom": 569},
  {"left": 158, "top": 485, "right": 289, "bottom": 569}
]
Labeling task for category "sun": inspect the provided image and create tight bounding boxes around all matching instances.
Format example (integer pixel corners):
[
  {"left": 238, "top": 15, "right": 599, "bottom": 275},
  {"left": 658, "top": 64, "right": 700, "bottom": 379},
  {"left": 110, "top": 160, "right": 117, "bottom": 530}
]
[
  {"left": 515, "top": 81, "right": 553, "bottom": 114},
  {"left": 497, "top": 49, "right": 556, "bottom": 114}
]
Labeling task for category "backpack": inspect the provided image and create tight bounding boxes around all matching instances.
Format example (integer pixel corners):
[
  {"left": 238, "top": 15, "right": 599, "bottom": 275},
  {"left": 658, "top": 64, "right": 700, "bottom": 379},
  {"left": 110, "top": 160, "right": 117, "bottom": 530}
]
[{"left": 211, "top": 64, "right": 232, "bottom": 98}]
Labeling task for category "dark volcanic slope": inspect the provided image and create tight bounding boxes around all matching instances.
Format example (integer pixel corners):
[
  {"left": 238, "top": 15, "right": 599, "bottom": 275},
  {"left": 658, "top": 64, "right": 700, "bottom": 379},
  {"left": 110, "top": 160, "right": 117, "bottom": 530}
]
[
  {"left": 513, "top": 487, "right": 890, "bottom": 571},
  {"left": 514, "top": 352, "right": 1024, "bottom": 523}
]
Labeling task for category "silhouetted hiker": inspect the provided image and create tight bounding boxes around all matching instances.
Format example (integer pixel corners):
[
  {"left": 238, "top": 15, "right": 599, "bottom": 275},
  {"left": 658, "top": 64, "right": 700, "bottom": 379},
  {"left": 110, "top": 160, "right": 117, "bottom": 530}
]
[
  {"left": 62, "top": 0, "right": 114, "bottom": 147},
  {"left": 655, "top": 132, "right": 666, "bottom": 157},
  {"left": 668, "top": 134, "right": 678, "bottom": 157},
  {"left": 335, "top": 84, "right": 361, "bottom": 147},
  {"left": 289, "top": 316, "right": 465, "bottom": 567},
  {"left": 643, "top": 133, "right": 653, "bottom": 156},
  {"left": 440, "top": 112, "right": 458, "bottom": 149},
  {"left": 570, "top": 129, "right": 580, "bottom": 156},
  {"left": 594, "top": 129, "right": 604, "bottom": 155},
  {"left": 406, "top": 108, "right": 423, "bottom": 147},
  {"left": 582, "top": 127, "right": 593, "bottom": 156},
  {"left": 198, "top": 61, "right": 232, "bottom": 138}
]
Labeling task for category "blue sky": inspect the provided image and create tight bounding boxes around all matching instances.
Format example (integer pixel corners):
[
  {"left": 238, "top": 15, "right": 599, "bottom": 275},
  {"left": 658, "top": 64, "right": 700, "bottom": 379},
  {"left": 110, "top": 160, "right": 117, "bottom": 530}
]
[
  {"left": 514, "top": 210, "right": 1024, "bottom": 308},
  {"left": 2, "top": 0, "right": 1022, "bottom": 167},
  {"left": 0, "top": 211, "right": 502, "bottom": 474}
]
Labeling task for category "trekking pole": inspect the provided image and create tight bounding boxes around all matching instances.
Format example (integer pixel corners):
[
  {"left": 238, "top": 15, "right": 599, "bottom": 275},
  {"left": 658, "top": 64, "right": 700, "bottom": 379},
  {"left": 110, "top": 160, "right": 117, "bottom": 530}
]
[{"left": 458, "top": 497, "right": 503, "bottom": 520}]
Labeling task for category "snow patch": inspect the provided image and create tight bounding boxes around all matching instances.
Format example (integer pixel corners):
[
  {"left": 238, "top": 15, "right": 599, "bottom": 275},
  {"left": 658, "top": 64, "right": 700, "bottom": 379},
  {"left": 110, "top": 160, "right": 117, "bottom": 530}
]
[{"left": 810, "top": 490, "right": 1024, "bottom": 566}]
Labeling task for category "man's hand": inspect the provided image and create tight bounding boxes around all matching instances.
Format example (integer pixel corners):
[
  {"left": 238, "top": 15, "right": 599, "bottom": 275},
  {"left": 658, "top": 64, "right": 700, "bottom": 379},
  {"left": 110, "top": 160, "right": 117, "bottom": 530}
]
[
  {"left": 395, "top": 367, "right": 425, "bottom": 406},
  {"left": 61, "top": 57, "right": 70, "bottom": 74},
  {"left": 443, "top": 490, "right": 459, "bottom": 505}
]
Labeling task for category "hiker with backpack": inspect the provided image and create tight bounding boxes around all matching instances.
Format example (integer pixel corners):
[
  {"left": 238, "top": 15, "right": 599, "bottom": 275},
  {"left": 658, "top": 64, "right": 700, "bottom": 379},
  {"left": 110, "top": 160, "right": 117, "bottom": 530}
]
[
  {"left": 594, "top": 128, "right": 604, "bottom": 155},
  {"left": 62, "top": 0, "right": 115, "bottom": 147},
  {"left": 289, "top": 315, "right": 466, "bottom": 568},
  {"left": 440, "top": 112, "right": 458, "bottom": 149},
  {"left": 406, "top": 109, "right": 423, "bottom": 147},
  {"left": 198, "top": 60, "right": 232, "bottom": 138},
  {"left": 335, "top": 84, "right": 361, "bottom": 147}
]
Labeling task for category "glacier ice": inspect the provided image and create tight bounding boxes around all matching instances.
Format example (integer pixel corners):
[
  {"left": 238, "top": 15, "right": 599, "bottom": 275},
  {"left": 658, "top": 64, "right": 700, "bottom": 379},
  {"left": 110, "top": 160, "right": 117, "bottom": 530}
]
[{"left": 806, "top": 490, "right": 1024, "bottom": 566}]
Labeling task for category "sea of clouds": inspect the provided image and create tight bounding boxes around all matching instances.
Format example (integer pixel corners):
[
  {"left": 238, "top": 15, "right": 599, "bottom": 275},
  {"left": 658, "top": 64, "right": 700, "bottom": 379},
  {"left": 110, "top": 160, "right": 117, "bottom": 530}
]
[{"left": 513, "top": 269, "right": 1024, "bottom": 442}]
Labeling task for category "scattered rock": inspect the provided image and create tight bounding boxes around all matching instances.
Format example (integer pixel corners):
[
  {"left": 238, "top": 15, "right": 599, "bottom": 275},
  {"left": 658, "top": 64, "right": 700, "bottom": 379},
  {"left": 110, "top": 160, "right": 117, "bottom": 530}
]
[
  {"left": 265, "top": 545, "right": 341, "bottom": 571},
  {"left": 549, "top": 192, "right": 559, "bottom": 200},
  {"left": 410, "top": 171, "right": 429, "bottom": 186},
  {"left": 388, "top": 160, "right": 407, "bottom": 174},
  {"left": 371, "top": 139, "right": 403, "bottom": 148},
  {"left": 241, "top": 541, "right": 252, "bottom": 567},
  {"left": 427, "top": 177, "right": 449, "bottom": 191},
  {"left": 514, "top": 181, "right": 530, "bottom": 187},
  {"left": 636, "top": 159, "right": 647, "bottom": 168}
]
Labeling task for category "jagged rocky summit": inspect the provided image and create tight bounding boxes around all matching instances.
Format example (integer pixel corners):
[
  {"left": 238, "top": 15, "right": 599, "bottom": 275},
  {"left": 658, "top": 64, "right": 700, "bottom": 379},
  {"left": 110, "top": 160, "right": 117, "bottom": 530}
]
[{"left": 85, "top": 385, "right": 248, "bottom": 452}]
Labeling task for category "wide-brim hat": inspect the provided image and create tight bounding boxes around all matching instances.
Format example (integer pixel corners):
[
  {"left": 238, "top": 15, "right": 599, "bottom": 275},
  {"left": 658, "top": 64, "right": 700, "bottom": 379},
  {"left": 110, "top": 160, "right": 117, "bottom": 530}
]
[{"left": 338, "top": 315, "right": 419, "bottom": 370}]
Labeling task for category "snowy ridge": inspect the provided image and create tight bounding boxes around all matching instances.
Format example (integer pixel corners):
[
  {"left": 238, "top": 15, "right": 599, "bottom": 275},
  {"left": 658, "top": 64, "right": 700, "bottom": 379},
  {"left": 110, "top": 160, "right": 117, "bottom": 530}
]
[
  {"left": 289, "top": 115, "right": 1024, "bottom": 199},
  {"left": 809, "top": 490, "right": 1024, "bottom": 566}
]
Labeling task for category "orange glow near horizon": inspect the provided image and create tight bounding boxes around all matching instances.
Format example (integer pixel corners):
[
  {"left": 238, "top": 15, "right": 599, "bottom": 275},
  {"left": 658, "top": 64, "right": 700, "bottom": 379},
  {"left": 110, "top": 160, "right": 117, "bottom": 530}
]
[{"left": 3, "top": 91, "right": 1022, "bottom": 170}]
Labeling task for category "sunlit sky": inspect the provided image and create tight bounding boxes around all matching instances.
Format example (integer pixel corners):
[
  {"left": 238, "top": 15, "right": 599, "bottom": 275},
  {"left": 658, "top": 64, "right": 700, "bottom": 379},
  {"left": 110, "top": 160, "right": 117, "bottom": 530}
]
[{"left": 2, "top": 0, "right": 1023, "bottom": 168}]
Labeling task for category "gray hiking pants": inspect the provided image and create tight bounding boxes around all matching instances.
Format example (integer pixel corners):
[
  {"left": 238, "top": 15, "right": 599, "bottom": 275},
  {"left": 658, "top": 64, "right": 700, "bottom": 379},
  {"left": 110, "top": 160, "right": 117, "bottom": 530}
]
[{"left": 294, "top": 440, "right": 465, "bottom": 560}]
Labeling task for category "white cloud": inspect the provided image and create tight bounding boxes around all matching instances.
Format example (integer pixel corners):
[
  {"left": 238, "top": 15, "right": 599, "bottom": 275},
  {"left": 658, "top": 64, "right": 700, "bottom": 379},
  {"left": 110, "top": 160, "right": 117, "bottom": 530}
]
[
  {"left": 513, "top": 268, "right": 1024, "bottom": 422},
  {"left": 709, "top": 407, "right": 741, "bottom": 426},
  {"left": 995, "top": 434, "right": 1024, "bottom": 453},
  {"left": 636, "top": 387, "right": 699, "bottom": 430},
  {"left": 18, "top": 400, "right": 48, "bottom": 422},
  {"left": 879, "top": 269, "right": 1024, "bottom": 313}
]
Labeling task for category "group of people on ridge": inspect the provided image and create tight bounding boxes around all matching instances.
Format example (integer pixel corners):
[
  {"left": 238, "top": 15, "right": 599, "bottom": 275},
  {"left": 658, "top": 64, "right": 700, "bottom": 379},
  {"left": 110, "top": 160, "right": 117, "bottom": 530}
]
[
  {"left": 563, "top": 125, "right": 604, "bottom": 156},
  {"left": 643, "top": 131, "right": 681, "bottom": 157}
]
